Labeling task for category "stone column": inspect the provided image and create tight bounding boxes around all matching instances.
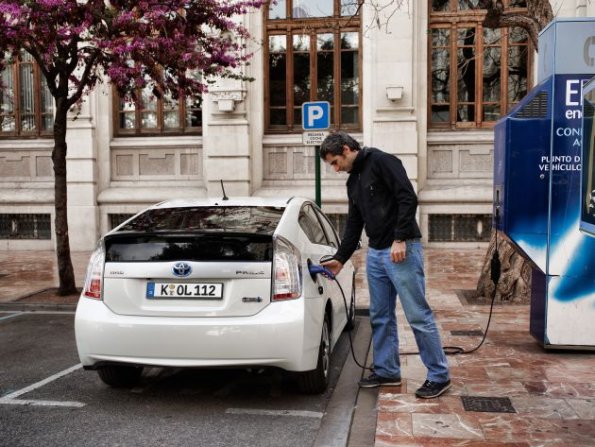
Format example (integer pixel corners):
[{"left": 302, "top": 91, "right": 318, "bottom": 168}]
[
  {"left": 65, "top": 95, "right": 98, "bottom": 251},
  {"left": 202, "top": 79, "right": 252, "bottom": 198},
  {"left": 362, "top": 2, "right": 420, "bottom": 191}
]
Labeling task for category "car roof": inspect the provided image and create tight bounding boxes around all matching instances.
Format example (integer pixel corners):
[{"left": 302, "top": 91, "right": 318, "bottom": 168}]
[{"left": 150, "top": 196, "right": 305, "bottom": 210}]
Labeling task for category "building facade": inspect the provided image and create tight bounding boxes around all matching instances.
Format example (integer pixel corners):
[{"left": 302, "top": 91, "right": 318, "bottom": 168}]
[{"left": 1, "top": 0, "right": 593, "bottom": 251}]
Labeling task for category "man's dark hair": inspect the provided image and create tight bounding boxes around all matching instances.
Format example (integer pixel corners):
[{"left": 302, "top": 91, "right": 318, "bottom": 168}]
[{"left": 319, "top": 131, "right": 361, "bottom": 159}]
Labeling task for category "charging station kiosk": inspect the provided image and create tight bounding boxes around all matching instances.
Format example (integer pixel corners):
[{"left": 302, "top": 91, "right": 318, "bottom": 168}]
[{"left": 493, "top": 18, "right": 595, "bottom": 349}]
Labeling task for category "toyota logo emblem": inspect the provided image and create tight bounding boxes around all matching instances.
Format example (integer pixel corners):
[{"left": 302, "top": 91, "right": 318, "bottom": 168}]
[{"left": 172, "top": 262, "right": 192, "bottom": 277}]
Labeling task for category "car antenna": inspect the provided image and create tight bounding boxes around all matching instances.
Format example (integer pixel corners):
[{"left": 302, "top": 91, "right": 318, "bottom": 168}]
[{"left": 220, "top": 180, "right": 229, "bottom": 201}]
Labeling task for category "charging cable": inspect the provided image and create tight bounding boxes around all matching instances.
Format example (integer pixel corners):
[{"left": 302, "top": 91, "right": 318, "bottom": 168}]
[
  {"left": 308, "top": 260, "right": 373, "bottom": 371},
  {"left": 404, "top": 208, "right": 502, "bottom": 356},
  {"left": 309, "top": 225, "right": 503, "bottom": 368}
]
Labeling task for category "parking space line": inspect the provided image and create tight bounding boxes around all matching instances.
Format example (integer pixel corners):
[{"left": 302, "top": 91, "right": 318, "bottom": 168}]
[
  {"left": 7, "top": 310, "right": 75, "bottom": 315},
  {"left": 0, "top": 399, "right": 85, "bottom": 408},
  {"left": 0, "top": 312, "right": 23, "bottom": 321},
  {"left": 0, "top": 363, "right": 85, "bottom": 408},
  {"left": 226, "top": 408, "right": 324, "bottom": 418}
]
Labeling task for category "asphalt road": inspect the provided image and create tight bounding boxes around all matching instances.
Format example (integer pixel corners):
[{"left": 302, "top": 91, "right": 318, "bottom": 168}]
[{"left": 0, "top": 311, "right": 369, "bottom": 447}]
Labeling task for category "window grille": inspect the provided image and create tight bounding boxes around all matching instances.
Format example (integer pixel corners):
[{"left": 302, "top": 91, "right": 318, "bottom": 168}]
[
  {"left": 0, "top": 214, "right": 51, "bottom": 239},
  {"left": 429, "top": 214, "right": 491, "bottom": 242}
]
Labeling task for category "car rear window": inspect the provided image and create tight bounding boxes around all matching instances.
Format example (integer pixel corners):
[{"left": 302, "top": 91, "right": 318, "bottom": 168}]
[
  {"left": 117, "top": 206, "right": 285, "bottom": 235},
  {"left": 105, "top": 234, "right": 273, "bottom": 262}
]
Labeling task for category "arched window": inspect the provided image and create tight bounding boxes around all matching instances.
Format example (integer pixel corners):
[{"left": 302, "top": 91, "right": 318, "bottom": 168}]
[
  {"left": 0, "top": 53, "right": 54, "bottom": 137},
  {"left": 265, "top": 0, "right": 361, "bottom": 132},
  {"left": 429, "top": 0, "right": 533, "bottom": 129}
]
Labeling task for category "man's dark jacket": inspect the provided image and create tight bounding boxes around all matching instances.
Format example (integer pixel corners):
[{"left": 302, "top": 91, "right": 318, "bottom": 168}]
[{"left": 334, "top": 147, "right": 422, "bottom": 264}]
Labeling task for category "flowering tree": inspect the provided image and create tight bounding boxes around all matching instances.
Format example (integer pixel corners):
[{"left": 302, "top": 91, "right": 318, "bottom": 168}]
[{"left": 0, "top": 0, "right": 263, "bottom": 294}]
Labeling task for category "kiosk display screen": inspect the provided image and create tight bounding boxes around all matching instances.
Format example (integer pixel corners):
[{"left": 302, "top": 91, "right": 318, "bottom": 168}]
[{"left": 581, "top": 79, "right": 595, "bottom": 236}]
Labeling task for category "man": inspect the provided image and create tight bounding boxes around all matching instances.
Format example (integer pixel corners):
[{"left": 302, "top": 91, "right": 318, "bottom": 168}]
[{"left": 319, "top": 131, "right": 450, "bottom": 399}]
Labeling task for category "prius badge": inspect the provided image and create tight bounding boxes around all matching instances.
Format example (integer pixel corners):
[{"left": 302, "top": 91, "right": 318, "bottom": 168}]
[{"left": 172, "top": 262, "right": 192, "bottom": 277}]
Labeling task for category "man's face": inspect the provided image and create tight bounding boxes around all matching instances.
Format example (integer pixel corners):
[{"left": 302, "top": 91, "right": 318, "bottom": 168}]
[{"left": 324, "top": 145, "right": 357, "bottom": 173}]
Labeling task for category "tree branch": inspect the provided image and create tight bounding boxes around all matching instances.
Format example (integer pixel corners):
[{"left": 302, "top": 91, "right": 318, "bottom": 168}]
[
  {"left": 480, "top": 0, "right": 553, "bottom": 51},
  {"left": 67, "top": 49, "right": 100, "bottom": 108}
]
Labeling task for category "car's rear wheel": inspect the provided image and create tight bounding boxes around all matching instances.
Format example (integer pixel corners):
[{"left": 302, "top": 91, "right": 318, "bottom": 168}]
[
  {"left": 97, "top": 365, "right": 143, "bottom": 388},
  {"left": 298, "top": 314, "right": 330, "bottom": 394}
]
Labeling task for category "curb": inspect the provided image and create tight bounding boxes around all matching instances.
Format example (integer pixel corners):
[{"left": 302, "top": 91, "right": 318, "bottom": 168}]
[
  {"left": 313, "top": 317, "right": 373, "bottom": 447},
  {"left": 0, "top": 302, "right": 77, "bottom": 312}
]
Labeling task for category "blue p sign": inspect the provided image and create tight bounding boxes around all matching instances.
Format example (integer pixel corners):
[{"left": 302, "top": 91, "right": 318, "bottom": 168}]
[{"left": 302, "top": 102, "right": 330, "bottom": 130}]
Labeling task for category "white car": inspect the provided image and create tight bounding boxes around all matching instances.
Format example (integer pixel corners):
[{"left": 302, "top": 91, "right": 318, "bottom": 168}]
[{"left": 75, "top": 197, "right": 356, "bottom": 394}]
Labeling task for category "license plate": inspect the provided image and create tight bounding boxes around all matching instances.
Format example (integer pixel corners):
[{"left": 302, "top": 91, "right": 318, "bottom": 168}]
[{"left": 146, "top": 282, "right": 223, "bottom": 299}]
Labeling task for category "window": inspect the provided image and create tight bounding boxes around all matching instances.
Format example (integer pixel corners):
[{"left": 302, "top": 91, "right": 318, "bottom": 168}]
[
  {"left": 265, "top": 0, "right": 361, "bottom": 132},
  {"left": 429, "top": 213, "right": 491, "bottom": 242},
  {"left": 0, "top": 53, "right": 54, "bottom": 137},
  {"left": 314, "top": 208, "right": 340, "bottom": 248},
  {"left": 299, "top": 203, "right": 341, "bottom": 247},
  {"left": 114, "top": 85, "right": 202, "bottom": 136},
  {"left": 429, "top": 0, "right": 532, "bottom": 129},
  {"left": 299, "top": 204, "right": 328, "bottom": 245},
  {"left": 0, "top": 214, "right": 51, "bottom": 239},
  {"left": 118, "top": 206, "right": 284, "bottom": 235}
]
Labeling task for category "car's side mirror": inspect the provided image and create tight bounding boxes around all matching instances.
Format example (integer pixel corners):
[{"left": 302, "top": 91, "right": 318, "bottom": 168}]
[{"left": 356, "top": 240, "right": 362, "bottom": 250}]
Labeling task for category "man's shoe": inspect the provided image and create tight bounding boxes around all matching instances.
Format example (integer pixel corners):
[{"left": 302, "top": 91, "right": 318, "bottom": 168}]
[
  {"left": 415, "top": 379, "right": 451, "bottom": 398},
  {"left": 358, "top": 373, "right": 401, "bottom": 388}
]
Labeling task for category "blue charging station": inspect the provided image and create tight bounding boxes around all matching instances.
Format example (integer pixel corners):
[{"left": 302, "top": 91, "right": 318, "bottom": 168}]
[{"left": 494, "top": 18, "right": 595, "bottom": 349}]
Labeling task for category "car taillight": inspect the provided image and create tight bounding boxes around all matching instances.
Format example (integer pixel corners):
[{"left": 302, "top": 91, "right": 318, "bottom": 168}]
[
  {"left": 82, "top": 244, "right": 105, "bottom": 300},
  {"left": 272, "top": 236, "right": 302, "bottom": 301}
]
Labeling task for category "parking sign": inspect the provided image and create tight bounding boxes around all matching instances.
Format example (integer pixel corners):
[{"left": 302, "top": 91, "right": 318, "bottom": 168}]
[{"left": 302, "top": 102, "right": 330, "bottom": 130}]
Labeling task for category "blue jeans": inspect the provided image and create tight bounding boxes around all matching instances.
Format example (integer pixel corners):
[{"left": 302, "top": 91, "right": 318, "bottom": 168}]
[{"left": 366, "top": 241, "right": 449, "bottom": 382}]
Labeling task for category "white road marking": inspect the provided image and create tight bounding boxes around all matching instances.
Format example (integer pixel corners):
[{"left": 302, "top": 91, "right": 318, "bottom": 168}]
[
  {"left": 226, "top": 408, "right": 324, "bottom": 419},
  {"left": 0, "top": 363, "right": 85, "bottom": 408},
  {"left": 12, "top": 311, "right": 75, "bottom": 315},
  {"left": 0, "top": 399, "right": 85, "bottom": 408},
  {"left": 0, "top": 311, "right": 75, "bottom": 317},
  {"left": 0, "top": 312, "right": 23, "bottom": 321}
]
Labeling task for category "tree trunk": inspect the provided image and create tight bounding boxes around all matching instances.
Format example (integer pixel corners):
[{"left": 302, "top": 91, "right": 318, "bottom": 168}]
[
  {"left": 476, "top": 230, "right": 532, "bottom": 304},
  {"left": 52, "top": 96, "right": 77, "bottom": 295},
  {"left": 475, "top": 0, "right": 552, "bottom": 303}
]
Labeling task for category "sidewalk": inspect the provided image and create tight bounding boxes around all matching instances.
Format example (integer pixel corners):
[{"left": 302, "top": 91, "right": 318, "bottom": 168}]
[
  {"left": 0, "top": 250, "right": 89, "bottom": 306},
  {"left": 374, "top": 249, "right": 595, "bottom": 447},
  {"left": 1, "top": 248, "right": 595, "bottom": 446}
]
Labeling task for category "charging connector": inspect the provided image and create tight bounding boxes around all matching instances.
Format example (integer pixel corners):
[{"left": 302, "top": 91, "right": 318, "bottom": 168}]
[{"left": 308, "top": 263, "right": 335, "bottom": 280}]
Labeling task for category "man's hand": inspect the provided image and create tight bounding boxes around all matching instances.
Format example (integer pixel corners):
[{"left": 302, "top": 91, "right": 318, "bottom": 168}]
[
  {"left": 321, "top": 259, "right": 344, "bottom": 276},
  {"left": 390, "top": 240, "right": 406, "bottom": 263}
]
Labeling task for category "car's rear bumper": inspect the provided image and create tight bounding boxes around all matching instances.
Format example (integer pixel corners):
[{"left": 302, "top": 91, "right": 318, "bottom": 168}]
[{"left": 74, "top": 296, "right": 323, "bottom": 372}]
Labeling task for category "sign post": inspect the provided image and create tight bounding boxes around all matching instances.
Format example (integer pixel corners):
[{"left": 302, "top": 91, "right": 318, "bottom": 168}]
[{"left": 302, "top": 102, "right": 330, "bottom": 206}]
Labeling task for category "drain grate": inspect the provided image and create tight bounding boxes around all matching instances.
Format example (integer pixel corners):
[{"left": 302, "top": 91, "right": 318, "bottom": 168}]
[
  {"left": 461, "top": 396, "right": 516, "bottom": 413},
  {"left": 451, "top": 330, "right": 484, "bottom": 337}
]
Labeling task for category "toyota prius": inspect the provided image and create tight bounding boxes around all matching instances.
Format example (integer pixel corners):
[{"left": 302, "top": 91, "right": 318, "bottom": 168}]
[{"left": 75, "top": 197, "right": 356, "bottom": 394}]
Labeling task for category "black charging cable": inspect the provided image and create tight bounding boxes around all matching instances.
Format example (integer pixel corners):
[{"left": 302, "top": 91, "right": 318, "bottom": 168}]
[
  {"left": 310, "top": 258, "right": 374, "bottom": 371},
  {"left": 405, "top": 207, "right": 502, "bottom": 356},
  {"left": 316, "top": 212, "right": 503, "bottom": 368},
  {"left": 335, "top": 279, "right": 374, "bottom": 371}
]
